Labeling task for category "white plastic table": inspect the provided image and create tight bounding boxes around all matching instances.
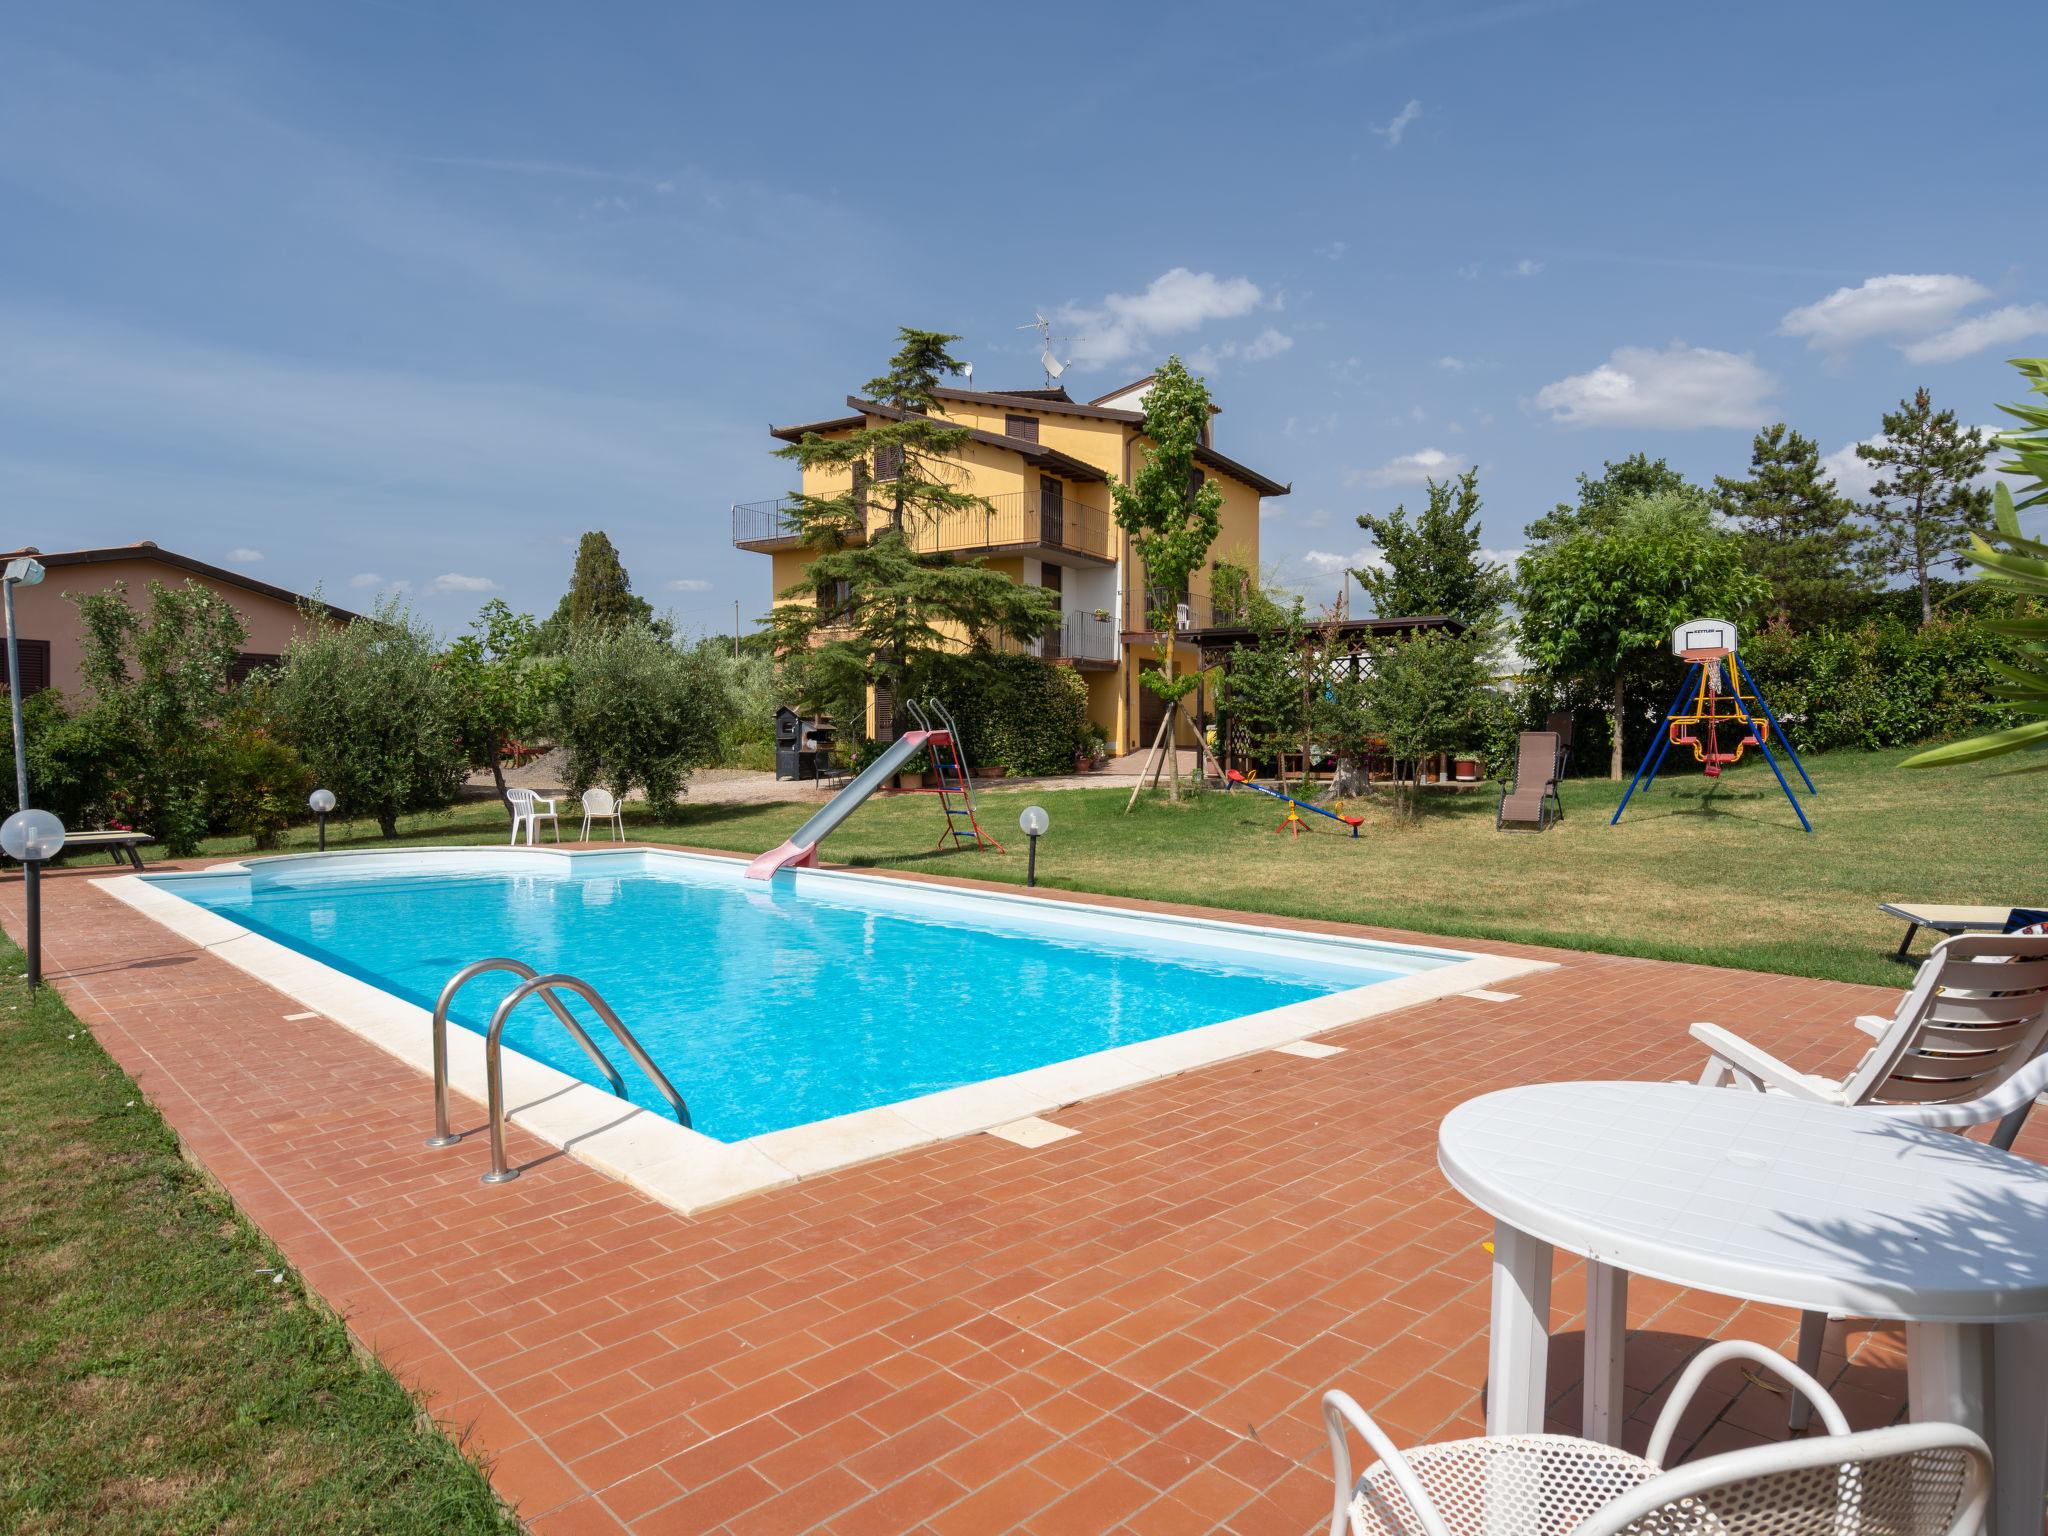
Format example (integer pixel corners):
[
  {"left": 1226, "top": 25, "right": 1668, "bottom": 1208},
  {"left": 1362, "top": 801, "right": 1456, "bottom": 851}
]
[{"left": 1439, "top": 1081, "right": 2048, "bottom": 1536}]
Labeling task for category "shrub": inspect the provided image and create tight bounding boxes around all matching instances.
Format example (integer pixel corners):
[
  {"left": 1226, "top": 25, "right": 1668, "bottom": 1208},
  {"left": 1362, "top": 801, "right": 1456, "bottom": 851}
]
[
  {"left": 205, "top": 711, "right": 314, "bottom": 849},
  {"left": 1739, "top": 615, "right": 2023, "bottom": 753},
  {"left": 910, "top": 652, "right": 1088, "bottom": 776},
  {"left": 0, "top": 691, "right": 116, "bottom": 832},
  {"left": 555, "top": 626, "right": 730, "bottom": 817},
  {"left": 269, "top": 601, "right": 467, "bottom": 838}
]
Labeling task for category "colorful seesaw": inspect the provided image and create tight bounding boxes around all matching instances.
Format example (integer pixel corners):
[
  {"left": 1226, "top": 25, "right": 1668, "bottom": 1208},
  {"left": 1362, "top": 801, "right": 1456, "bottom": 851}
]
[{"left": 1225, "top": 769, "right": 1365, "bottom": 839}]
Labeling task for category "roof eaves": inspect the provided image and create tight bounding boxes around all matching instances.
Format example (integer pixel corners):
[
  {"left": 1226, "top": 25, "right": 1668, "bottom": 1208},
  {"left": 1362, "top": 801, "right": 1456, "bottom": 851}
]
[{"left": 0, "top": 542, "right": 368, "bottom": 623}]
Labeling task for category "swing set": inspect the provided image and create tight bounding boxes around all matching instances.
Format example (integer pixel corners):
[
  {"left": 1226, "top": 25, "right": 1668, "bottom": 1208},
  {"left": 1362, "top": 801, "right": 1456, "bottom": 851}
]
[{"left": 1610, "top": 618, "right": 1817, "bottom": 832}]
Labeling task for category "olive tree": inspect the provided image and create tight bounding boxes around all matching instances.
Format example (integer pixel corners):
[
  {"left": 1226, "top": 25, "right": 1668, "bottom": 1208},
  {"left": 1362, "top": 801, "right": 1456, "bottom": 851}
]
[
  {"left": 555, "top": 624, "right": 731, "bottom": 817},
  {"left": 69, "top": 580, "right": 246, "bottom": 855},
  {"left": 269, "top": 601, "right": 467, "bottom": 837}
]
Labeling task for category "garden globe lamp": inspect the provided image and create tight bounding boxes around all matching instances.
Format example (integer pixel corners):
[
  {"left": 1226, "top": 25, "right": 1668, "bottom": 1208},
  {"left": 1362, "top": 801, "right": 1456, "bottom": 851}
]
[
  {"left": 309, "top": 788, "right": 336, "bottom": 851},
  {"left": 1018, "top": 804, "right": 1049, "bottom": 887},
  {"left": 1, "top": 807, "right": 65, "bottom": 988}
]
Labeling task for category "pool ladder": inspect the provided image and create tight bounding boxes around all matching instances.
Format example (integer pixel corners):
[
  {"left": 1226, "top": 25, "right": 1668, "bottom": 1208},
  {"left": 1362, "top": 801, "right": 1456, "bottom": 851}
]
[{"left": 426, "top": 958, "right": 690, "bottom": 1185}]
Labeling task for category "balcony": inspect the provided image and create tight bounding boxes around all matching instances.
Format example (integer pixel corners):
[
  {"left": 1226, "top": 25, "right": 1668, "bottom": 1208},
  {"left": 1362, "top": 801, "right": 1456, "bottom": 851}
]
[
  {"left": 732, "top": 491, "right": 1117, "bottom": 564},
  {"left": 1042, "top": 612, "right": 1117, "bottom": 668}
]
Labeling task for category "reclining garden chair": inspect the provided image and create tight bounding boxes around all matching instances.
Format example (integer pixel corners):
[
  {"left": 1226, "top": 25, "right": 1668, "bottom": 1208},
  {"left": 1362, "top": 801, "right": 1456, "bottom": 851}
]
[
  {"left": 1324, "top": 1339, "right": 1988, "bottom": 1536},
  {"left": 1495, "top": 730, "right": 1563, "bottom": 832},
  {"left": 1694, "top": 930, "right": 2048, "bottom": 1425}
]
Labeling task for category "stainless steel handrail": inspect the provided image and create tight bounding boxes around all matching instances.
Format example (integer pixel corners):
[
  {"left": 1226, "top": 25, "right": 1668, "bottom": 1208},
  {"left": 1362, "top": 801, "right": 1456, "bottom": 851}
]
[
  {"left": 426, "top": 958, "right": 628, "bottom": 1147},
  {"left": 480, "top": 973, "right": 691, "bottom": 1185}
]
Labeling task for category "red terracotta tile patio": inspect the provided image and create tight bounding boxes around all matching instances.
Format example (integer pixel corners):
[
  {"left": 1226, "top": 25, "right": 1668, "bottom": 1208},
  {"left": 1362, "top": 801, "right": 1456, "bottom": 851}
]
[{"left": 9, "top": 852, "right": 2036, "bottom": 1534}]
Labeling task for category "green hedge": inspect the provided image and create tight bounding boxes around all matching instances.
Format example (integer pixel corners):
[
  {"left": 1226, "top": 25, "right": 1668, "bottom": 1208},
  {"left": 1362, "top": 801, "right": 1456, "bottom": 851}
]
[
  {"left": 910, "top": 652, "right": 1090, "bottom": 776},
  {"left": 1739, "top": 615, "right": 2023, "bottom": 753}
]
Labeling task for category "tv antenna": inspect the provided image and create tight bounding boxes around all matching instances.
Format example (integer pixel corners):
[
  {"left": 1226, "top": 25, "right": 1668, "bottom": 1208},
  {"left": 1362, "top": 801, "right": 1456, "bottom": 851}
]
[{"left": 1016, "top": 312, "right": 1068, "bottom": 387}]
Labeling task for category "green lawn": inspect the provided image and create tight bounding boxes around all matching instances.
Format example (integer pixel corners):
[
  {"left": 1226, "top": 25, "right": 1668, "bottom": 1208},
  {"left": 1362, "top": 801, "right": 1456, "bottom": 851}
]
[
  {"left": 0, "top": 940, "right": 521, "bottom": 1536},
  {"left": 75, "top": 745, "right": 2038, "bottom": 988}
]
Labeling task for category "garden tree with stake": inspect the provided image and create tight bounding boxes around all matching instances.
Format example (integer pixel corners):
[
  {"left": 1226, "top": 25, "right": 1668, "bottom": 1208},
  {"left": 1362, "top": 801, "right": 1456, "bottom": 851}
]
[
  {"left": 1109, "top": 357, "right": 1224, "bottom": 804},
  {"left": 1856, "top": 388, "right": 1993, "bottom": 626},
  {"left": 441, "top": 599, "right": 565, "bottom": 803},
  {"left": 1516, "top": 489, "right": 1767, "bottom": 779},
  {"left": 1358, "top": 629, "right": 1490, "bottom": 809},
  {"left": 69, "top": 581, "right": 246, "bottom": 857},
  {"left": 769, "top": 328, "right": 1059, "bottom": 740},
  {"left": 1905, "top": 356, "right": 2048, "bottom": 768},
  {"left": 269, "top": 600, "right": 467, "bottom": 838},
  {"left": 1350, "top": 466, "right": 1511, "bottom": 638},
  {"left": 555, "top": 624, "right": 731, "bottom": 816},
  {"left": 1712, "top": 424, "right": 1871, "bottom": 630}
]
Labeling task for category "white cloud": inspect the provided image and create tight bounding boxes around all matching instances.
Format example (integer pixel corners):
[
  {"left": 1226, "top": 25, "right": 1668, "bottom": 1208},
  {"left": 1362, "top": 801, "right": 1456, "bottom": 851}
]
[
  {"left": 1531, "top": 342, "right": 1775, "bottom": 429},
  {"left": 1304, "top": 547, "right": 1384, "bottom": 574},
  {"left": 348, "top": 572, "right": 383, "bottom": 588},
  {"left": 1436, "top": 356, "right": 1466, "bottom": 371},
  {"left": 1900, "top": 303, "right": 2048, "bottom": 365},
  {"left": 429, "top": 572, "right": 498, "bottom": 594},
  {"left": 1351, "top": 447, "right": 1470, "bottom": 486},
  {"left": 667, "top": 577, "right": 713, "bottom": 592},
  {"left": 1456, "top": 262, "right": 1481, "bottom": 280},
  {"left": 227, "top": 546, "right": 263, "bottom": 562},
  {"left": 1779, "top": 274, "right": 1990, "bottom": 351},
  {"left": 1510, "top": 259, "right": 1544, "bottom": 277},
  {"left": 1315, "top": 240, "right": 1349, "bottom": 262},
  {"left": 1057, "top": 268, "right": 1265, "bottom": 369},
  {"left": 1372, "top": 99, "right": 1423, "bottom": 148},
  {"left": 1239, "top": 327, "right": 1294, "bottom": 362}
]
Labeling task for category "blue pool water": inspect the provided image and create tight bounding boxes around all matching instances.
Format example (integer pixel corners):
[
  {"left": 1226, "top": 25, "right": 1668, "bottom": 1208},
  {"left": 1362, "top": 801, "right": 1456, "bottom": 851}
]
[{"left": 151, "top": 852, "right": 1443, "bottom": 1141}]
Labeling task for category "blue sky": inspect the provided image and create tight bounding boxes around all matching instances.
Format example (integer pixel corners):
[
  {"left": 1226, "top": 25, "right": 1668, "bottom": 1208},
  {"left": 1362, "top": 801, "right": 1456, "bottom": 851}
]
[{"left": 6, "top": 0, "right": 2044, "bottom": 635}]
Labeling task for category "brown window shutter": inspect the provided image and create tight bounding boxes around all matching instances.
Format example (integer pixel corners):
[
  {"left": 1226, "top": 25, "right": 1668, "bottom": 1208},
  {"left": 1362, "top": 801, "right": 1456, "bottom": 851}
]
[
  {"left": 3, "top": 638, "right": 50, "bottom": 695},
  {"left": 1005, "top": 414, "right": 1039, "bottom": 444}
]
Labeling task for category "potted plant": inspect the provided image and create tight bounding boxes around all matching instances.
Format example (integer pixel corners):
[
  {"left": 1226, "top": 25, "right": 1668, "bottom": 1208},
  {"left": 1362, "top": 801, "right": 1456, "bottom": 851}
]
[{"left": 1453, "top": 756, "right": 1481, "bottom": 781}]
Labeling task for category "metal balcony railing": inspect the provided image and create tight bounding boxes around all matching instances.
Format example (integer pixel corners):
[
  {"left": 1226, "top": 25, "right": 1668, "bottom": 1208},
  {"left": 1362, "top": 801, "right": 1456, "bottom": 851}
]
[
  {"left": 731, "top": 491, "right": 1115, "bottom": 562},
  {"left": 1044, "top": 612, "right": 1117, "bottom": 663}
]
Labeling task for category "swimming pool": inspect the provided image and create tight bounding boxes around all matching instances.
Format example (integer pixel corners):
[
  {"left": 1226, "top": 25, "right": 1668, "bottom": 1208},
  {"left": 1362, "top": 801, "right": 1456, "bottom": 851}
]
[{"left": 114, "top": 848, "right": 1547, "bottom": 1210}]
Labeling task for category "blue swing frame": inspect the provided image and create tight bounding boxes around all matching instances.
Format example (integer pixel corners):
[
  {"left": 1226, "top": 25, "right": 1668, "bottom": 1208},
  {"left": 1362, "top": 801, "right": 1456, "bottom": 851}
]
[{"left": 1610, "top": 655, "right": 1815, "bottom": 831}]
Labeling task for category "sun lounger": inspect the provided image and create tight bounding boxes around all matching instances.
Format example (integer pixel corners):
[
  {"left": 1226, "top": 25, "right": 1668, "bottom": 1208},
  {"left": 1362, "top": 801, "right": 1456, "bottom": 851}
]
[
  {"left": 1879, "top": 901, "right": 2038, "bottom": 959},
  {"left": 1495, "top": 730, "right": 1562, "bottom": 831},
  {"left": 44, "top": 829, "right": 156, "bottom": 870}
]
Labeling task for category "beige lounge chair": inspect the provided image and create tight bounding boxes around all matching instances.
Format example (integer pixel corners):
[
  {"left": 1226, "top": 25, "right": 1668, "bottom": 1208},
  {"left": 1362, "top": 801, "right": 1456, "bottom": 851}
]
[
  {"left": 1879, "top": 900, "right": 2041, "bottom": 959},
  {"left": 1494, "top": 730, "right": 1561, "bottom": 831}
]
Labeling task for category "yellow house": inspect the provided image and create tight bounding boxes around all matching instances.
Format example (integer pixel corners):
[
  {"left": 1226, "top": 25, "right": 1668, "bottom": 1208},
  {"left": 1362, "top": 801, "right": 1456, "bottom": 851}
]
[{"left": 732, "top": 376, "right": 1290, "bottom": 754}]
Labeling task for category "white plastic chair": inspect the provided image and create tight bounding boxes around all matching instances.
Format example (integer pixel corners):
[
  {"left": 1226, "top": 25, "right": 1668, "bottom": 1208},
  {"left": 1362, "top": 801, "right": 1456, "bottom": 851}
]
[
  {"left": 1324, "top": 1341, "right": 1987, "bottom": 1536},
  {"left": 579, "top": 787, "right": 624, "bottom": 842},
  {"left": 1695, "top": 932, "right": 2048, "bottom": 1425},
  {"left": 505, "top": 787, "right": 560, "bottom": 846},
  {"left": 1693, "top": 933, "right": 2048, "bottom": 1110}
]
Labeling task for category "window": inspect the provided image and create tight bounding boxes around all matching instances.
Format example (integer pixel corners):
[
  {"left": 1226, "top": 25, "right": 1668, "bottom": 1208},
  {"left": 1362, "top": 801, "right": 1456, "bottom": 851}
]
[
  {"left": 229, "top": 651, "right": 281, "bottom": 686},
  {"left": 815, "top": 578, "right": 853, "bottom": 624},
  {"left": 0, "top": 637, "right": 50, "bottom": 695},
  {"left": 1005, "top": 413, "right": 1039, "bottom": 444},
  {"left": 873, "top": 444, "right": 904, "bottom": 480},
  {"left": 1039, "top": 561, "right": 1063, "bottom": 595}
]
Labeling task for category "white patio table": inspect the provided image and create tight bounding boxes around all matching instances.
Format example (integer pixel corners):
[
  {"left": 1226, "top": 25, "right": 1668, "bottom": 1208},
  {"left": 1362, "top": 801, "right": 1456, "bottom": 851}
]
[{"left": 1438, "top": 1080, "right": 2048, "bottom": 1536}]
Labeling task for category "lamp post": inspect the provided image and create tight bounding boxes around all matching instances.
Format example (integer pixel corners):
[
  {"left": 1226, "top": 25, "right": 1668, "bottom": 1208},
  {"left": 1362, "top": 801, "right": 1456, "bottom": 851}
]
[
  {"left": 308, "top": 788, "right": 336, "bottom": 852},
  {"left": 1, "top": 809, "right": 65, "bottom": 987},
  {"left": 1018, "top": 804, "right": 1048, "bottom": 888},
  {"left": 3, "top": 556, "right": 51, "bottom": 987}
]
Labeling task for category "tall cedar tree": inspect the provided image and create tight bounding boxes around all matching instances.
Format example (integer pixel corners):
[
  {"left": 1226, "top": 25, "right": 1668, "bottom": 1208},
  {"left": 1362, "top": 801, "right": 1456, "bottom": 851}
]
[
  {"left": 1350, "top": 467, "right": 1510, "bottom": 637},
  {"left": 1108, "top": 356, "right": 1224, "bottom": 800},
  {"left": 535, "top": 532, "right": 664, "bottom": 650},
  {"left": 1856, "top": 388, "right": 1994, "bottom": 625},
  {"left": 1712, "top": 424, "right": 1870, "bottom": 629},
  {"left": 1523, "top": 453, "right": 1695, "bottom": 551},
  {"left": 769, "top": 328, "right": 1058, "bottom": 740}
]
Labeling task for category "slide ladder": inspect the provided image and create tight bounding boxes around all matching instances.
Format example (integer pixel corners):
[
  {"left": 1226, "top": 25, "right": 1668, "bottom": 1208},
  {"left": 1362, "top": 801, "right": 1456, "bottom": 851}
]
[{"left": 909, "top": 699, "right": 1003, "bottom": 853}]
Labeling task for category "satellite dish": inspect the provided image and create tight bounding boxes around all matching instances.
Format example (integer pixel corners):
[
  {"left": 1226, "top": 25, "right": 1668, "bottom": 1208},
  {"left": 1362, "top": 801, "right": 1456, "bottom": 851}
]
[
  {"left": 961, "top": 362, "right": 974, "bottom": 385},
  {"left": 1017, "top": 312, "right": 1068, "bottom": 387},
  {"left": 1042, "top": 346, "right": 1065, "bottom": 381}
]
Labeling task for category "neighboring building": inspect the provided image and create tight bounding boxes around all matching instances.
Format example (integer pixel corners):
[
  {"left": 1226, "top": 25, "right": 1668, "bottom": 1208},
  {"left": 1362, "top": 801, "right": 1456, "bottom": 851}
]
[
  {"left": 731, "top": 377, "right": 1290, "bottom": 753},
  {"left": 0, "top": 542, "right": 359, "bottom": 699}
]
